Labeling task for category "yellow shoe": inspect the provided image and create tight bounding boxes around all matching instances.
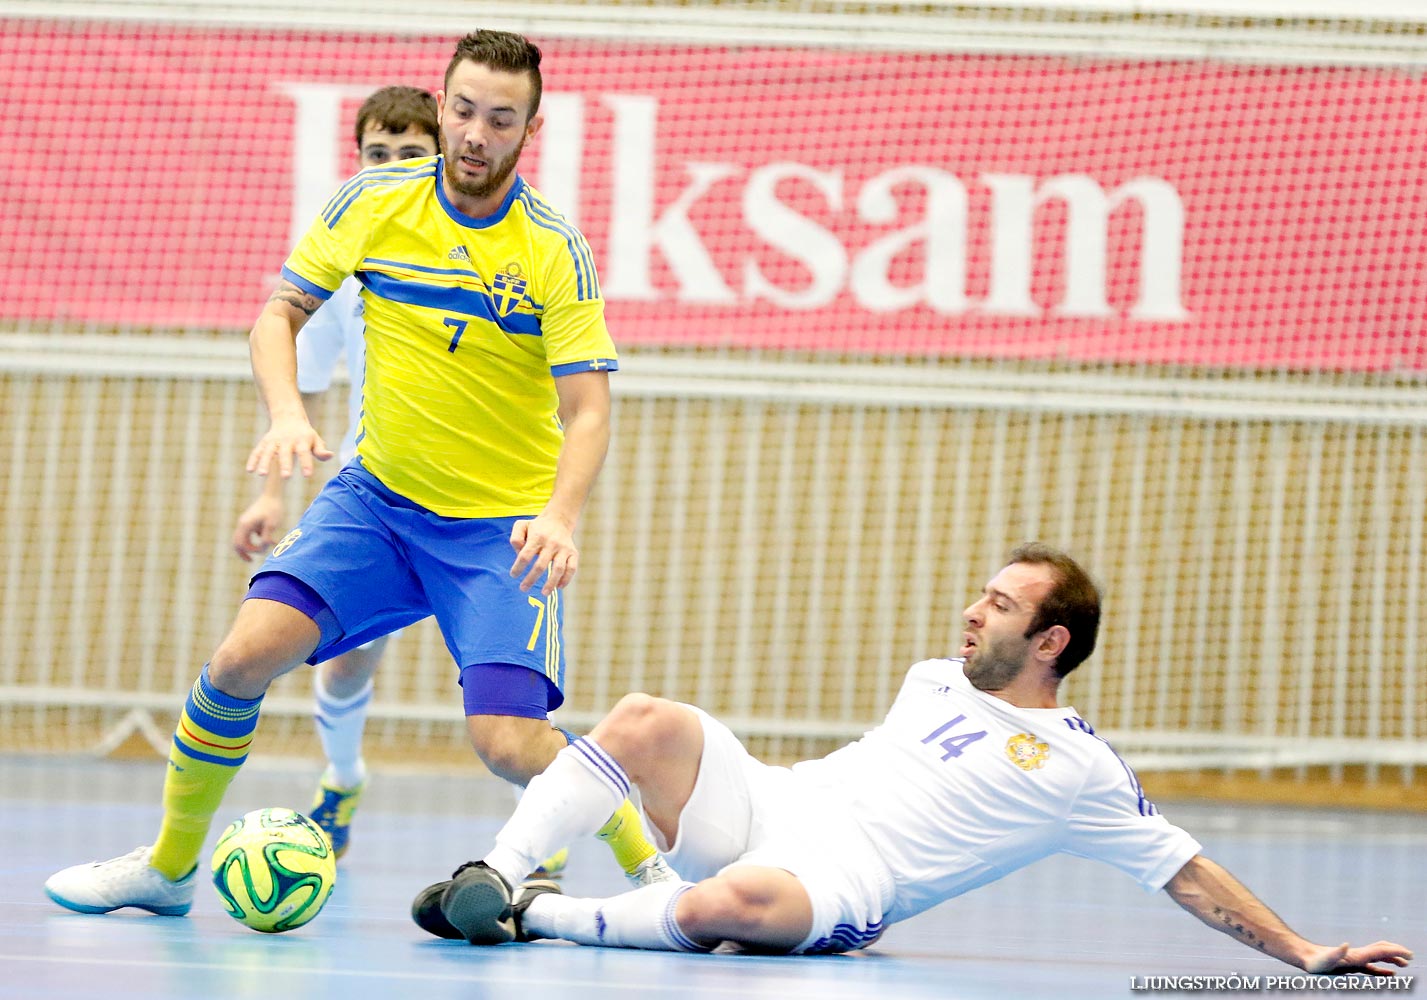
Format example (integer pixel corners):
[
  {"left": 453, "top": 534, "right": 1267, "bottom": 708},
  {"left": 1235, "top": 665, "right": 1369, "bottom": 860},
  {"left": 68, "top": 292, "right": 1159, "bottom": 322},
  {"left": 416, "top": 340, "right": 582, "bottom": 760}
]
[
  {"left": 529, "top": 846, "right": 569, "bottom": 880},
  {"left": 309, "top": 771, "right": 365, "bottom": 859}
]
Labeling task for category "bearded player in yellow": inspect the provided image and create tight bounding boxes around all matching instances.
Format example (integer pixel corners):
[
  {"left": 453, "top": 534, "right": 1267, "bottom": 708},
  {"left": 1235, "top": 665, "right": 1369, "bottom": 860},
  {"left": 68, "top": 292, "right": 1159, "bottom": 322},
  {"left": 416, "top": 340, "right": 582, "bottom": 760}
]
[{"left": 46, "top": 29, "right": 669, "bottom": 919}]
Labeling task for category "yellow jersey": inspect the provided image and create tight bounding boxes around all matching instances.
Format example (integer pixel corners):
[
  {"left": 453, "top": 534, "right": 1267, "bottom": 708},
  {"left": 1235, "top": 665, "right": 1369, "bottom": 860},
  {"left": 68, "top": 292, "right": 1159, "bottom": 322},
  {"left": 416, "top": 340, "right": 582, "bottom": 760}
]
[{"left": 282, "top": 157, "right": 617, "bottom": 517}]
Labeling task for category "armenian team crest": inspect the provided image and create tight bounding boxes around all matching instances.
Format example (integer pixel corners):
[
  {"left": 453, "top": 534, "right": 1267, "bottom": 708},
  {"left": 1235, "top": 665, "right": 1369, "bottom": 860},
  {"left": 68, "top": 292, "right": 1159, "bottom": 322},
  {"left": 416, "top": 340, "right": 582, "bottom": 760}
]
[
  {"left": 491, "top": 263, "right": 529, "bottom": 317},
  {"left": 1005, "top": 732, "right": 1050, "bottom": 771}
]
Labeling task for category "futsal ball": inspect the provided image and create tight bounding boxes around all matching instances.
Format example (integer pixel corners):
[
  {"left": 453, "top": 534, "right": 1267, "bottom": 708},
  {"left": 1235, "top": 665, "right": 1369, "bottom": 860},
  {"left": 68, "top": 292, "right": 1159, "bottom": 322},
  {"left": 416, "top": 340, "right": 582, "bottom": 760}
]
[{"left": 210, "top": 807, "right": 336, "bottom": 932}]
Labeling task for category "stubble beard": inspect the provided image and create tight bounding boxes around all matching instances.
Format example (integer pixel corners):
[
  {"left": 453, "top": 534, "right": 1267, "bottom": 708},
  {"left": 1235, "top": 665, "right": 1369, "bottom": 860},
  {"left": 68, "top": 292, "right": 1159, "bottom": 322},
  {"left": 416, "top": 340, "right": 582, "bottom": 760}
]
[
  {"left": 963, "top": 636, "right": 1029, "bottom": 692},
  {"left": 441, "top": 133, "right": 525, "bottom": 204}
]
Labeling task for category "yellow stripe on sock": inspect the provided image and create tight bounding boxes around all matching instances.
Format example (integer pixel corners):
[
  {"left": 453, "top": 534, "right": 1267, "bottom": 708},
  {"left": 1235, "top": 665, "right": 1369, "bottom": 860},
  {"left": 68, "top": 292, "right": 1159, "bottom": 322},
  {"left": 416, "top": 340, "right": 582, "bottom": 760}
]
[{"left": 174, "top": 713, "right": 253, "bottom": 764}]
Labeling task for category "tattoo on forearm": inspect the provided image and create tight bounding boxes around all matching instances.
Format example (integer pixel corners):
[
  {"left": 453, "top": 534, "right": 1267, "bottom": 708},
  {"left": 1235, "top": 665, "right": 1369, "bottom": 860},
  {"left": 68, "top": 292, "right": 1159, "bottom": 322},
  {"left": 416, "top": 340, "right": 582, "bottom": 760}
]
[
  {"left": 1213, "top": 906, "right": 1268, "bottom": 952},
  {"left": 268, "top": 285, "right": 320, "bottom": 316}
]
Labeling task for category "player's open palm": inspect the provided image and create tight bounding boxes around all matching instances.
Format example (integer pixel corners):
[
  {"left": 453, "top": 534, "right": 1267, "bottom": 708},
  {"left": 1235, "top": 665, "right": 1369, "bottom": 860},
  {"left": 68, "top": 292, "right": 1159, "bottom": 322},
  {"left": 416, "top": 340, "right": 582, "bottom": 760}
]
[
  {"left": 1302, "top": 940, "right": 1413, "bottom": 976},
  {"left": 510, "top": 513, "right": 579, "bottom": 595},
  {"left": 246, "top": 416, "right": 332, "bottom": 480}
]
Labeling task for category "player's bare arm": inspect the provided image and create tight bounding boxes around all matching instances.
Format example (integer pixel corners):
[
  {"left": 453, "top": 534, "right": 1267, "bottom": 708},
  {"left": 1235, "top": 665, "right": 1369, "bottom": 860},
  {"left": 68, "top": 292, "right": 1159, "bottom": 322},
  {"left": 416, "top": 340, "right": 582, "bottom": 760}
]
[
  {"left": 232, "top": 391, "right": 325, "bottom": 559},
  {"left": 1164, "top": 855, "right": 1412, "bottom": 975},
  {"left": 510, "top": 369, "right": 612, "bottom": 595},
  {"left": 267, "top": 280, "right": 323, "bottom": 318},
  {"left": 246, "top": 282, "right": 332, "bottom": 480}
]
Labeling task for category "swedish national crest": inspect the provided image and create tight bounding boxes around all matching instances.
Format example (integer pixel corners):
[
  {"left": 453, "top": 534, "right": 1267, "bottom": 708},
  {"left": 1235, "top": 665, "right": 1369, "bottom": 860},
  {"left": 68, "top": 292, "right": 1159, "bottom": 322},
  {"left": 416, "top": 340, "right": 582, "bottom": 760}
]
[
  {"left": 272, "top": 528, "right": 302, "bottom": 558},
  {"left": 491, "top": 263, "right": 529, "bottom": 317}
]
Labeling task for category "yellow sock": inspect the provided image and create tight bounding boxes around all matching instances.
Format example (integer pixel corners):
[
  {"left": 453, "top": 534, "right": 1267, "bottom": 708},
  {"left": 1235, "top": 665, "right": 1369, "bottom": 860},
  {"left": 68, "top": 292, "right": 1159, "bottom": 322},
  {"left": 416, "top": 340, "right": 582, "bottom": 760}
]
[
  {"left": 150, "top": 669, "right": 261, "bottom": 881},
  {"left": 151, "top": 745, "right": 242, "bottom": 879},
  {"left": 596, "top": 798, "right": 657, "bottom": 873}
]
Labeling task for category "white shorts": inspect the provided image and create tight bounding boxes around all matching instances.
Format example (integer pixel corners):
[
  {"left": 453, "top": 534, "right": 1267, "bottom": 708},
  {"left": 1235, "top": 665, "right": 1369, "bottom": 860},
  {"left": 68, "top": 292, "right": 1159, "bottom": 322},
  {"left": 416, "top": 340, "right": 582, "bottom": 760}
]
[{"left": 648, "top": 705, "right": 894, "bottom": 954}]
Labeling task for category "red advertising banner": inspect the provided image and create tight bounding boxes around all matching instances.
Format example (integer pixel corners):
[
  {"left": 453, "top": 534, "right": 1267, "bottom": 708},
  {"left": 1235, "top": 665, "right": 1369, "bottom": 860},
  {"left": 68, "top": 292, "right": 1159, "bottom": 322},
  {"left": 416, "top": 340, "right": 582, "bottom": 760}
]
[{"left": 3, "top": 20, "right": 1424, "bottom": 370}]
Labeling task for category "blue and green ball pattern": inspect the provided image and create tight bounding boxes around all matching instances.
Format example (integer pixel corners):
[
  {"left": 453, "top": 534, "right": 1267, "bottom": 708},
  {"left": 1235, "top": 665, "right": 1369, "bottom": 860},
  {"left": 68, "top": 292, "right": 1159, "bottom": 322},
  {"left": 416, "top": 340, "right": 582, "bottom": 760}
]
[{"left": 211, "top": 807, "right": 336, "bottom": 932}]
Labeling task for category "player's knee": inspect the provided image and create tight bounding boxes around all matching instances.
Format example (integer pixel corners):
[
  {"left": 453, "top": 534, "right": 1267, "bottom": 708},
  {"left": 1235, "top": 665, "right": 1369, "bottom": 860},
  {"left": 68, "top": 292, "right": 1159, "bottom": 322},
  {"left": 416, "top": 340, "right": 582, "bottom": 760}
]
[
  {"left": 209, "top": 597, "right": 322, "bottom": 697},
  {"left": 467, "top": 716, "right": 562, "bottom": 785},
  {"left": 470, "top": 740, "right": 525, "bottom": 785},
  {"left": 594, "top": 693, "right": 685, "bottom": 760},
  {"left": 321, "top": 651, "right": 376, "bottom": 688},
  {"left": 677, "top": 872, "right": 783, "bottom": 941},
  {"left": 603, "top": 691, "right": 665, "bottom": 730},
  {"left": 208, "top": 635, "right": 292, "bottom": 698}
]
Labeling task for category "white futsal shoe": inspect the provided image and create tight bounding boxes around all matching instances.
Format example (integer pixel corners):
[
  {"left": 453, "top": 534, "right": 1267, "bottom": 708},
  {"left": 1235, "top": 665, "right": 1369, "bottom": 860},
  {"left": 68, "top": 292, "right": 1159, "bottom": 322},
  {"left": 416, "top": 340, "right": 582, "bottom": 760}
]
[
  {"left": 45, "top": 846, "right": 196, "bottom": 916},
  {"left": 626, "top": 852, "right": 677, "bottom": 888}
]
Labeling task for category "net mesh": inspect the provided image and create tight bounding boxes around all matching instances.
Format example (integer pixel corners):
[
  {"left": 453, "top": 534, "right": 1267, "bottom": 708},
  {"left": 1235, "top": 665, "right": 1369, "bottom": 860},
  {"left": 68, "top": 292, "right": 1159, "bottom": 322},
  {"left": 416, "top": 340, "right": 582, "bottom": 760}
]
[{"left": 1, "top": 6, "right": 1424, "bottom": 794}]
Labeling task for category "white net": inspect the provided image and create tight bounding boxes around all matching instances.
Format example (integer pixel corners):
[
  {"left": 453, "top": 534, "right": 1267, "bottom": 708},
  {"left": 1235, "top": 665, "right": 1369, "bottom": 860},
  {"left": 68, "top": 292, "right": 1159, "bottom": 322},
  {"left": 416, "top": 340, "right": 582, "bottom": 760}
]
[{"left": 1, "top": 3, "right": 1425, "bottom": 788}]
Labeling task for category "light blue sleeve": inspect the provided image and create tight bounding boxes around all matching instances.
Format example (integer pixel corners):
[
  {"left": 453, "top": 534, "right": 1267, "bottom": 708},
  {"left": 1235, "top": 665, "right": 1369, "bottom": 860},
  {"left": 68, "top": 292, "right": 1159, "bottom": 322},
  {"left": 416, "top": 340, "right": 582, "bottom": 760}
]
[{"left": 295, "top": 278, "right": 359, "bottom": 394}]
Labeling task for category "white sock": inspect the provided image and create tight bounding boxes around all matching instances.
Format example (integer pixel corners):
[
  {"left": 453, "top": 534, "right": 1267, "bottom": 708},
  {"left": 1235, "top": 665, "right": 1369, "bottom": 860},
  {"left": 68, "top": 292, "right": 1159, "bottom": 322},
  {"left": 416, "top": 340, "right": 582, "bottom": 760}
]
[
  {"left": 483, "top": 737, "right": 628, "bottom": 888},
  {"left": 524, "top": 881, "right": 708, "bottom": 951},
  {"left": 314, "top": 672, "right": 373, "bottom": 789}
]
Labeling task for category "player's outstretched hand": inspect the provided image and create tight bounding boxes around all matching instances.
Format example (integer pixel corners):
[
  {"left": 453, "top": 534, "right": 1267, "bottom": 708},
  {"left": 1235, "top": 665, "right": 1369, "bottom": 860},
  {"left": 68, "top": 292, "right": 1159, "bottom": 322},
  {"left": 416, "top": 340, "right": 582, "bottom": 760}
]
[
  {"left": 232, "top": 494, "right": 285, "bottom": 561},
  {"left": 510, "top": 513, "right": 578, "bottom": 595},
  {"left": 246, "top": 416, "right": 332, "bottom": 479},
  {"left": 1302, "top": 940, "right": 1412, "bottom": 976}
]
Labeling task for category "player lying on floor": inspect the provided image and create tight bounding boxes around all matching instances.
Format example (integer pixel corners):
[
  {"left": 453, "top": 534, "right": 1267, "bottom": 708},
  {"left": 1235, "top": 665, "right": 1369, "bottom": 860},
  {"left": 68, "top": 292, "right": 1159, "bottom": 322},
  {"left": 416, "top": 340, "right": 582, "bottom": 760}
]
[{"left": 409, "top": 542, "right": 1412, "bottom": 973}]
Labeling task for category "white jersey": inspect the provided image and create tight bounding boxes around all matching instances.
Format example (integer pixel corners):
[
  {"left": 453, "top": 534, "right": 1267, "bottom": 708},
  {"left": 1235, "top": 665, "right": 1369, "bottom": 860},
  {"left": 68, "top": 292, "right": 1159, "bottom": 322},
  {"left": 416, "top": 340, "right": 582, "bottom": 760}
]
[
  {"left": 790, "top": 658, "right": 1201, "bottom": 926},
  {"left": 295, "top": 276, "right": 364, "bottom": 463}
]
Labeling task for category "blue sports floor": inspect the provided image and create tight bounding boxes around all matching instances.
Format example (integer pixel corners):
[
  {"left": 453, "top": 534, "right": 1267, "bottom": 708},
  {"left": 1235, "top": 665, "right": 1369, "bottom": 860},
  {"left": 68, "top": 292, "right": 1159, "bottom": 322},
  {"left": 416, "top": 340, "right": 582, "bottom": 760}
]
[{"left": 2, "top": 754, "right": 1420, "bottom": 999}]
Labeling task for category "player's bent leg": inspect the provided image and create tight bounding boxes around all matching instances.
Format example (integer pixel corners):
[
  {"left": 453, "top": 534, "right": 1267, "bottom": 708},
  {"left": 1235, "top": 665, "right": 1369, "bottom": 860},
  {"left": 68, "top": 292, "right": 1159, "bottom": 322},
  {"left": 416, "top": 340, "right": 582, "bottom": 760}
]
[
  {"left": 207, "top": 596, "right": 322, "bottom": 698},
  {"left": 459, "top": 670, "right": 676, "bottom": 888},
  {"left": 508, "top": 781, "right": 570, "bottom": 880},
  {"left": 413, "top": 719, "right": 679, "bottom": 936},
  {"left": 515, "top": 879, "right": 709, "bottom": 951},
  {"left": 414, "top": 739, "right": 617, "bottom": 937},
  {"left": 465, "top": 712, "right": 568, "bottom": 786},
  {"left": 310, "top": 637, "right": 385, "bottom": 858},
  {"left": 319, "top": 635, "right": 386, "bottom": 698},
  {"left": 466, "top": 714, "right": 676, "bottom": 883},
  {"left": 597, "top": 799, "right": 675, "bottom": 887},
  {"left": 462, "top": 673, "right": 677, "bottom": 884},
  {"left": 560, "top": 701, "right": 684, "bottom": 887},
  {"left": 674, "top": 867, "right": 815, "bottom": 953},
  {"left": 588, "top": 693, "right": 705, "bottom": 846},
  {"left": 460, "top": 662, "right": 568, "bottom": 784},
  {"left": 157, "top": 598, "right": 318, "bottom": 880},
  {"left": 45, "top": 593, "right": 322, "bottom": 916}
]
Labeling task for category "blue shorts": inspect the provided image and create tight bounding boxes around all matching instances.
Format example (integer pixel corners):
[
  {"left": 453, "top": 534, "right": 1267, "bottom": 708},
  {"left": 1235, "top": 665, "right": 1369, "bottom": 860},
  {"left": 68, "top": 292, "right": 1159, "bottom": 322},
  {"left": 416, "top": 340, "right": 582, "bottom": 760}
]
[{"left": 252, "top": 463, "right": 565, "bottom": 711}]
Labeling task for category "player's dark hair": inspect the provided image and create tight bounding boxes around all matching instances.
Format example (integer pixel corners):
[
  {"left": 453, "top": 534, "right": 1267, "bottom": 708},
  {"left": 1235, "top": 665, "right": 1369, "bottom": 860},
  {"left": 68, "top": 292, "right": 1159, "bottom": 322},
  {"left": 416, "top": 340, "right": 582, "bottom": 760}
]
[
  {"left": 354, "top": 86, "right": 439, "bottom": 149},
  {"left": 1009, "top": 542, "right": 1101, "bottom": 677},
  {"left": 444, "top": 29, "right": 543, "bottom": 118}
]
